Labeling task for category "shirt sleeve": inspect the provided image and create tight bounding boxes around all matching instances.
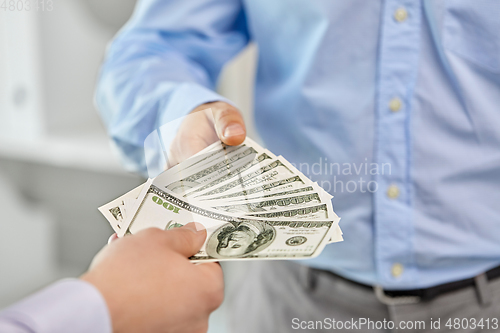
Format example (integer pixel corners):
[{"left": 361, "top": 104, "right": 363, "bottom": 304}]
[
  {"left": 0, "top": 279, "right": 112, "bottom": 333},
  {"left": 95, "top": 0, "right": 250, "bottom": 177}
]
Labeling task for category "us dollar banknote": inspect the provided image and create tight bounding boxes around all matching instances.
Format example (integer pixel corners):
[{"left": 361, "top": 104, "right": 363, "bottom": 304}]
[
  {"left": 98, "top": 183, "right": 145, "bottom": 233},
  {"left": 181, "top": 152, "right": 274, "bottom": 196},
  {"left": 196, "top": 176, "right": 311, "bottom": 202},
  {"left": 247, "top": 203, "right": 330, "bottom": 220},
  {"left": 123, "top": 185, "right": 338, "bottom": 261},
  {"left": 211, "top": 192, "right": 324, "bottom": 214},
  {"left": 165, "top": 147, "right": 260, "bottom": 193},
  {"left": 99, "top": 137, "right": 343, "bottom": 261},
  {"left": 191, "top": 158, "right": 296, "bottom": 198}
]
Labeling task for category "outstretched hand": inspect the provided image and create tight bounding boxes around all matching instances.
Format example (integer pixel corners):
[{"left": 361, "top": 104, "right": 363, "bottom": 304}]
[
  {"left": 82, "top": 223, "right": 224, "bottom": 333},
  {"left": 167, "top": 102, "right": 247, "bottom": 167}
]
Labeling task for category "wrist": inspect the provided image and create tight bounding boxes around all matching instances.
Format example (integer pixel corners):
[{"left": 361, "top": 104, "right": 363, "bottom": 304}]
[{"left": 80, "top": 274, "right": 122, "bottom": 333}]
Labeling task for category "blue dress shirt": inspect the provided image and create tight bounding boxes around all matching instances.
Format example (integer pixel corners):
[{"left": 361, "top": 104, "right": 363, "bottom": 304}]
[{"left": 96, "top": 0, "right": 500, "bottom": 289}]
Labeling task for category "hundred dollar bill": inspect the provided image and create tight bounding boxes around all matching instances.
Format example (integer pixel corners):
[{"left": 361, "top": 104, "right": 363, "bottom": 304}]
[
  {"left": 210, "top": 192, "right": 325, "bottom": 214},
  {"left": 107, "top": 178, "right": 316, "bottom": 231},
  {"left": 329, "top": 225, "right": 344, "bottom": 243},
  {"left": 118, "top": 143, "right": 254, "bottom": 220},
  {"left": 226, "top": 185, "right": 315, "bottom": 202},
  {"left": 247, "top": 203, "right": 330, "bottom": 220},
  {"left": 161, "top": 141, "right": 249, "bottom": 185},
  {"left": 100, "top": 137, "right": 343, "bottom": 257},
  {"left": 181, "top": 152, "right": 274, "bottom": 197},
  {"left": 98, "top": 183, "right": 145, "bottom": 232},
  {"left": 159, "top": 143, "right": 245, "bottom": 182},
  {"left": 165, "top": 146, "right": 260, "bottom": 193},
  {"left": 115, "top": 150, "right": 274, "bottom": 231},
  {"left": 197, "top": 177, "right": 312, "bottom": 202},
  {"left": 247, "top": 201, "right": 342, "bottom": 244},
  {"left": 186, "top": 137, "right": 269, "bottom": 172},
  {"left": 167, "top": 137, "right": 265, "bottom": 177},
  {"left": 191, "top": 158, "right": 296, "bottom": 198},
  {"left": 123, "top": 184, "right": 338, "bottom": 261}
]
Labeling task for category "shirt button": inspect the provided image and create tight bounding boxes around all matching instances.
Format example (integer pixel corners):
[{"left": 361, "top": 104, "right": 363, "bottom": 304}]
[
  {"left": 387, "top": 185, "right": 400, "bottom": 199},
  {"left": 389, "top": 97, "right": 402, "bottom": 112},
  {"left": 394, "top": 8, "right": 408, "bottom": 22},
  {"left": 391, "top": 263, "right": 404, "bottom": 278}
]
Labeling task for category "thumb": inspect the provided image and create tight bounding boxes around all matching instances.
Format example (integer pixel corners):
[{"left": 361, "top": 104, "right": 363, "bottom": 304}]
[
  {"left": 212, "top": 106, "right": 246, "bottom": 146},
  {"left": 163, "top": 222, "right": 207, "bottom": 258}
]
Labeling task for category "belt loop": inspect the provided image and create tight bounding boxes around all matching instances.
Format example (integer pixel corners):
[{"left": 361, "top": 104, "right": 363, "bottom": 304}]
[{"left": 474, "top": 273, "right": 492, "bottom": 307}]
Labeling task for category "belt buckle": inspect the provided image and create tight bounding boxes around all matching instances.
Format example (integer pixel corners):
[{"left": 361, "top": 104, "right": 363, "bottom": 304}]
[{"left": 374, "top": 285, "right": 421, "bottom": 306}]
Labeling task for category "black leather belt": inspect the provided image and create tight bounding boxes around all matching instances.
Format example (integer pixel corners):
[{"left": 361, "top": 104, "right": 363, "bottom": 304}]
[{"left": 315, "top": 265, "right": 500, "bottom": 302}]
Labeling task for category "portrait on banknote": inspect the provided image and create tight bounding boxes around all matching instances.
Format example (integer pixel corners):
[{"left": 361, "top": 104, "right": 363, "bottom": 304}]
[{"left": 205, "top": 221, "right": 276, "bottom": 258}]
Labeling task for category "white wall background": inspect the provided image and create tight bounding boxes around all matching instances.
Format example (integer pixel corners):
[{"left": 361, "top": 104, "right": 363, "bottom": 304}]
[{"left": 0, "top": 1, "right": 258, "bottom": 332}]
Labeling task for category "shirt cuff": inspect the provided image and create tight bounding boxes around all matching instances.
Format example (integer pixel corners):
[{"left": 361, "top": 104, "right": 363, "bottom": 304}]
[{"left": 0, "top": 279, "right": 112, "bottom": 333}]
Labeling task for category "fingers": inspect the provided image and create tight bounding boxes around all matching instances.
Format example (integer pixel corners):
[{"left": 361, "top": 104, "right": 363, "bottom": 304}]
[
  {"left": 162, "top": 223, "right": 207, "bottom": 258},
  {"left": 195, "top": 262, "right": 225, "bottom": 311},
  {"left": 195, "top": 262, "right": 223, "bottom": 284},
  {"left": 108, "top": 233, "right": 119, "bottom": 244},
  {"left": 211, "top": 106, "right": 246, "bottom": 146}
]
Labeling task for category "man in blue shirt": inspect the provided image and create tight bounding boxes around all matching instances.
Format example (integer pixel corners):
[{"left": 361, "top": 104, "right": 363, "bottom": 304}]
[{"left": 96, "top": 0, "right": 500, "bottom": 331}]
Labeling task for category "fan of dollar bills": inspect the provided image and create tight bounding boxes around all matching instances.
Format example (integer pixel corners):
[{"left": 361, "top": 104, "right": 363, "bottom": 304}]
[{"left": 99, "top": 138, "right": 342, "bottom": 262}]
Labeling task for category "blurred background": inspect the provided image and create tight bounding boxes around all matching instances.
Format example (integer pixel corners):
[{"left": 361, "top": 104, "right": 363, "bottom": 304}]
[{"left": 0, "top": 1, "right": 258, "bottom": 331}]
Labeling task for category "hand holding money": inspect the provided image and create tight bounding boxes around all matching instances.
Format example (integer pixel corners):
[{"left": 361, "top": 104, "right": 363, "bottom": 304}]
[
  {"left": 100, "top": 135, "right": 343, "bottom": 262},
  {"left": 167, "top": 102, "right": 246, "bottom": 167},
  {"left": 82, "top": 223, "right": 224, "bottom": 333}
]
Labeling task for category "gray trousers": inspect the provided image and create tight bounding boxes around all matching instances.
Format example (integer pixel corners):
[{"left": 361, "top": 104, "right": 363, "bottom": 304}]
[{"left": 227, "top": 261, "right": 500, "bottom": 333}]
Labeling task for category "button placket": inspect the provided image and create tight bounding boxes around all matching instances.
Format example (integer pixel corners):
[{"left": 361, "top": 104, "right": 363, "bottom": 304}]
[{"left": 373, "top": 0, "right": 422, "bottom": 286}]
